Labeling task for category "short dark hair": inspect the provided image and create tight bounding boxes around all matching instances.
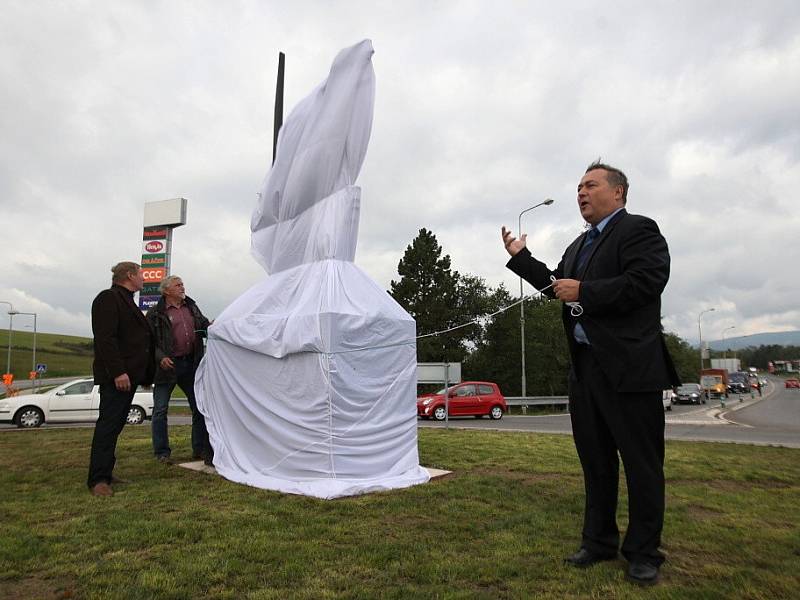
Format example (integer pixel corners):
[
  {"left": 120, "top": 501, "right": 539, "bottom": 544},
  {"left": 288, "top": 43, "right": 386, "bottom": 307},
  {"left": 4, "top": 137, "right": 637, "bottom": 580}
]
[
  {"left": 585, "top": 160, "right": 628, "bottom": 204},
  {"left": 111, "top": 261, "right": 140, "bottom": 284}
]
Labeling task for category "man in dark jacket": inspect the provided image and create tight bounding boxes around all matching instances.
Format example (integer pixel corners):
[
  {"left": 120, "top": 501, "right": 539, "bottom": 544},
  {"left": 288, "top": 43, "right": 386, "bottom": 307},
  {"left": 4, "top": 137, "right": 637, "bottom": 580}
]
[
  {"left": 88, "top": 261, "right": 155, "bottom": 496},
  {"left": 146, "top": 276, "right": 212, "bottom": 465},
  {"left": 502, "top": 161, "right": 679, "bottom": 586}
]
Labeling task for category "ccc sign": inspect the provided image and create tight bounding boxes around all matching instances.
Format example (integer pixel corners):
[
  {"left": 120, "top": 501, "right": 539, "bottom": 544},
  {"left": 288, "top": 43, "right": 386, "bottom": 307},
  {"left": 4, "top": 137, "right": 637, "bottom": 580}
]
[{"left": 142, "top": 268, "right": 166, "bottom": 282}]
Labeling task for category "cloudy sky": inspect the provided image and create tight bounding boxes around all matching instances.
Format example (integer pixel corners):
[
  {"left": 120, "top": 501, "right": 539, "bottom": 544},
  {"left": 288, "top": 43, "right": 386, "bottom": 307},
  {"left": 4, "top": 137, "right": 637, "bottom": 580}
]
[{"left": 2, "top": 0, "right": 798, "bottom": 344}]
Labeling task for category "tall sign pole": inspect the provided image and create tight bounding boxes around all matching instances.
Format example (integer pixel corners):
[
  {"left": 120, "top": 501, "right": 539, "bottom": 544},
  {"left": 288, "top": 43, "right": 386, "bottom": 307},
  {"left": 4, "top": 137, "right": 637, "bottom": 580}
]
[
  {"left": 273, "top": 52, "right": 285, "bottom": 165},
  {"left": 139, "top": 198, "right": 188, "bottom": 311}
]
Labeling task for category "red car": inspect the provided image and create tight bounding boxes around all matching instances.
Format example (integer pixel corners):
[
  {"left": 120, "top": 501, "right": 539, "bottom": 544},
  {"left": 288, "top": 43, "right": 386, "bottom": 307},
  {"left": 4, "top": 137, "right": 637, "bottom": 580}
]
[
  {"left": 785, "top": 378, "right": 800, "bottom": 389},
  {"left": 417, "top": 381, "right": 507, "bottom": 420}
]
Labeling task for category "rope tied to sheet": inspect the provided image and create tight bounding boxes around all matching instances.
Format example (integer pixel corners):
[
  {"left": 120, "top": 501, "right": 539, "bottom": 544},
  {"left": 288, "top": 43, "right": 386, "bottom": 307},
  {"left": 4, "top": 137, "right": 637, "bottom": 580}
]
[{"left": 204, "top": 279, "right": 577, "bottom": 355}]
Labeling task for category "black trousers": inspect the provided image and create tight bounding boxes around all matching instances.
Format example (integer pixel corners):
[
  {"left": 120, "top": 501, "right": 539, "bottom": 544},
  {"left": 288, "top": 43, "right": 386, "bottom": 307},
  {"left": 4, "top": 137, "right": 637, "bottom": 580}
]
[
  {"left": 87, "top": 382, "right": 137, "bottom": 488},
  {"left": 569, "top": 345, "right": 666, "bottom": 566},
  {"left": 154, "top": 356, "right": 212, "bottom": 458}
]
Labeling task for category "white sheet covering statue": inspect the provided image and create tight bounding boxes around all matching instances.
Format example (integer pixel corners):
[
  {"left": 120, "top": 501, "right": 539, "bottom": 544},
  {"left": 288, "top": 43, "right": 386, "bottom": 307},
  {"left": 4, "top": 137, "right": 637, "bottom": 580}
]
[{"left": 195, "top": 39, "right": 430, "bottom": 499}]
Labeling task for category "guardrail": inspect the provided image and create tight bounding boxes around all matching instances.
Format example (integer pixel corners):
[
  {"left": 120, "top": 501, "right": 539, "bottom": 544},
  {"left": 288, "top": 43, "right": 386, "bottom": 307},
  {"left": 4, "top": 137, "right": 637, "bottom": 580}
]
[{"left": 505, "top": 396, "right": 569, "bottom": 414}]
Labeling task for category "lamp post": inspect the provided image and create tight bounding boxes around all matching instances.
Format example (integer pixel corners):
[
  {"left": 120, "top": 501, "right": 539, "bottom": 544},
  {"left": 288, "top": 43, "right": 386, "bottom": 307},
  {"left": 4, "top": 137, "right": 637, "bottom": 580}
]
[
  {"left": 721, "top": 326, "right": 735, "bottom": 360},
  {"left": 697, "top": 307, "right": 716, "bottom": 376},
  {"left": 15, "top": 312, "right": 37, "bottom": 392},
  {"left": 1, "top": 300, "right": 14, "bottom": 377},
  {"left": 517, "top": 199, "right": 554, "bottom": 398}
]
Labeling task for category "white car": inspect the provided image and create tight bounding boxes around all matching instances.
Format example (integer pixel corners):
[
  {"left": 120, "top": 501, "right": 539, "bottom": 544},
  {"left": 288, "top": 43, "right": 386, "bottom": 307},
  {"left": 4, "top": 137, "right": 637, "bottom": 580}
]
[{"left": 0, "top": 378, "right": 154, "bottom": 428}]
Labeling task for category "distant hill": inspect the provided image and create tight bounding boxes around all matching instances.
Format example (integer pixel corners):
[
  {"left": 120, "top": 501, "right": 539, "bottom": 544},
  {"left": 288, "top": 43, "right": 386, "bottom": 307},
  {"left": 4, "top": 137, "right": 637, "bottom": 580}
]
[
  {"left": 0, "top": 329, "right": 92, "bottom": 380},
  {"left": 706, "top": 331, "right": 800, "bottom": 351}
]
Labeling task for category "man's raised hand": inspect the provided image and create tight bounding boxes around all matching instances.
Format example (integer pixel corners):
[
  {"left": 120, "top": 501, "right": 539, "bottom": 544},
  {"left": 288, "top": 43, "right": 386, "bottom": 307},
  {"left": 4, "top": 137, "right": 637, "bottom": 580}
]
[{"left": 501, "top": 226, "right": 527, "bottom": 257}]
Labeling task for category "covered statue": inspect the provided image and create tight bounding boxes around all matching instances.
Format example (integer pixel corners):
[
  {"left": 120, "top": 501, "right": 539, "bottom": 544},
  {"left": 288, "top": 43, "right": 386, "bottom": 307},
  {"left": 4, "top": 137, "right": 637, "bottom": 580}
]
[{"left": 195, "top": 39, "right": 430, "bottom": 499}]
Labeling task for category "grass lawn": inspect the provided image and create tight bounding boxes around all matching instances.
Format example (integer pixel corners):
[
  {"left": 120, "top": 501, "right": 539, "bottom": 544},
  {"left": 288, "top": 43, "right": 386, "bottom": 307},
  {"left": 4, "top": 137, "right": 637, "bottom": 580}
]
[{"left": 0, "top": 427, "right": 798, "bottom": 599}]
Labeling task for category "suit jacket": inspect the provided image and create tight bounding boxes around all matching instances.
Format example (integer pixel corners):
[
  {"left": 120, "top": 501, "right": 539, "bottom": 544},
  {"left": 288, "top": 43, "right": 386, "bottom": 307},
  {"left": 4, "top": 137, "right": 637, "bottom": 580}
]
[
  {"left": 91, "top": 284, "right": 155, "bottom": 386},
  {"left": 507, "top": 209, "right": 679, "bottom": 392}
]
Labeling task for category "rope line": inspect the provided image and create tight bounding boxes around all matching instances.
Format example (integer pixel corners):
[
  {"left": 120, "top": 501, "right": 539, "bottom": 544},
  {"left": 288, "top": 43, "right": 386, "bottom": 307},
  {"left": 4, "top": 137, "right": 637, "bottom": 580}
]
[{"left": 206, "top": 281, "right": 565, "bottom": 355}]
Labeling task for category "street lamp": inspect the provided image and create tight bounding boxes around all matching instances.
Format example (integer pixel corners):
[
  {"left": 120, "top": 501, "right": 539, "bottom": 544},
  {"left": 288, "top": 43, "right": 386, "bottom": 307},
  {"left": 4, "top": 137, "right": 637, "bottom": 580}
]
[
  {"left": 517, "top": 199, "right": 554, "bottom": 398},
  {"left": 15, "top": 312, "right": 38, "bottom": 391},
  {"left": 698, "top": 307, "right": 716, "bottom": 375},
  {"left": 0, "top": 300, "right": 14, "bottom": 376},
  {"left": 722, "top": 326, "right": 736, "bottom": 360}
]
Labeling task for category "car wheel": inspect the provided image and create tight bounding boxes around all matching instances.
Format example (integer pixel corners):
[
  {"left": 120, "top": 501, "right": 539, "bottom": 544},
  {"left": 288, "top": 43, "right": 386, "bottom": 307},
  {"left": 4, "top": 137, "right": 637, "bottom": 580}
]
[
  {"left": 489, "top": 406, "right": 503, "bottom": 420},
  {"left": 433, "top": 406, "right": 447, "bottom": 421},
  {"left": 126, "top": 405, "right": 146, "bottom": 425},
  {"left": 16, "top": 406, "right": 44, "bottom": 428}
]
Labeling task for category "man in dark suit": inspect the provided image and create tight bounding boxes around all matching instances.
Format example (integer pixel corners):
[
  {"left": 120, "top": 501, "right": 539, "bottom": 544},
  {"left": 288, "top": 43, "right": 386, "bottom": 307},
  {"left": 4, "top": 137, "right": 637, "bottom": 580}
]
[
  {"left": 87, "top": 261, "right": 154, "bottom": 497},
  {"left": 502, "top": 161, "right": 679, "bottom": 586}
]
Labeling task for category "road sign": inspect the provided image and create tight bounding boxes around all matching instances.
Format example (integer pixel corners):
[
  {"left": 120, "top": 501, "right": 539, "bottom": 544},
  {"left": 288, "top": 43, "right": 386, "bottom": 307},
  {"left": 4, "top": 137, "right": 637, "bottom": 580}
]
[{"left": 36, "top": 363, "right": 47, "bottom": 374}]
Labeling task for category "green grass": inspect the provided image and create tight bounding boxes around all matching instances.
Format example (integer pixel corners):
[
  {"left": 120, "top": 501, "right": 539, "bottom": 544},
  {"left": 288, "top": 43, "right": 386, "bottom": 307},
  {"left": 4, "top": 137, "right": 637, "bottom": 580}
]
[
  {"left": 1, "top": 428, "right": 797, "bottom": 599},
  {"left": 0, "top": 329, "right": 92, "bottom": 380}
]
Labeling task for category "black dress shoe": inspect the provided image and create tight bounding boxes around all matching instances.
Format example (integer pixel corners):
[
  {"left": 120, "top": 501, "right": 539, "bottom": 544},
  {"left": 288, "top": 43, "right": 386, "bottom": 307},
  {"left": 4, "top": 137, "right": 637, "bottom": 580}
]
[
  {"left": 626, "top": 562, "right": 659, "bottom": 586},
  {"left": 564, "top": 548, "right": 617, "bottom": 568}
]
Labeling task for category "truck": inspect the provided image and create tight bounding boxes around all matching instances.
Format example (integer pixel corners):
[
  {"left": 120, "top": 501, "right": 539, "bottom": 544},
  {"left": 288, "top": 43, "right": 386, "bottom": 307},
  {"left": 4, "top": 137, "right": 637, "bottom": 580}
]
[
  {"left": 700, "top": 368, "right": 728, "bottom": 399},
  {"left": 711, "top": 358, "right": 741, "bottom": 373}
]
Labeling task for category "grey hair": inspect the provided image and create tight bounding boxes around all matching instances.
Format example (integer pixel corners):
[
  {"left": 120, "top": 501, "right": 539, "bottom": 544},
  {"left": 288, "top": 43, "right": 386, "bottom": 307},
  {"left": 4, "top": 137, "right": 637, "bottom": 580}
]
[{"left": 159, "top": 275, "right": 182, "bottom": 295}]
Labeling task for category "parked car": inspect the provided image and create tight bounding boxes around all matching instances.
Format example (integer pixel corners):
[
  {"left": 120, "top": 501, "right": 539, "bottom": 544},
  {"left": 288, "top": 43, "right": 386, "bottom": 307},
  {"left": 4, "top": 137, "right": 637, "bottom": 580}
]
[
  {"left": 0, "top": 378, "right": 154, "bottom": 428},
  {"left": 785, "top": 378, "right": 800, "bottom": 389},
  {"left": 662, "top": 389, "right": 675, "bottom": 411},
  {"left": 417, "top": 381, "right": 507, "bottom": 420},
  {"left": 675, "top": 383, "right": 705, "bottom": 405}
]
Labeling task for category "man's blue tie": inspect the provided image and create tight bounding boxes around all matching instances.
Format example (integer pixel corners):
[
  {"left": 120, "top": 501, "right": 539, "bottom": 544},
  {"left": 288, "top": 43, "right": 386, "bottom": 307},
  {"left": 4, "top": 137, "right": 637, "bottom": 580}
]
[{"left": 576, "top": 228, "right": 599, "bottom": 271}]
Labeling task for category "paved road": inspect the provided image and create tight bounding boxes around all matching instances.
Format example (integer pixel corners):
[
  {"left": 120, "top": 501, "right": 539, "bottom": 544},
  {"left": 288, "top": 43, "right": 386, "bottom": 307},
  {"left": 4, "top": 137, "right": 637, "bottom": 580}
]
[
  {"left": 3, "top": 380, "right": 798, "bottom": 448},
  {"left": 725, "top": 384, "right": 800, "bottom": 431},
  {"left": 419, "top": 379, "right": 800, "bottom": 449}
]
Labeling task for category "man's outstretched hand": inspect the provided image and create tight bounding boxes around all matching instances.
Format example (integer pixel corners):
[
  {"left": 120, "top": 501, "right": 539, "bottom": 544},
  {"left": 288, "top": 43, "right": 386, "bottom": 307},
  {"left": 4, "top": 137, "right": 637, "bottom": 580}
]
[{"left": 501, "top": 226, "right": 527, "bottom": 257}]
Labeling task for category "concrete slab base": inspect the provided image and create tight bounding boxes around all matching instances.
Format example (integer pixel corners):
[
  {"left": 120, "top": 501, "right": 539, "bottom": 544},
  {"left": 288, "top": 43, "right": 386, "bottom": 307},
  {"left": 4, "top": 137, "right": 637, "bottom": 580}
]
[
  {"left": 178, "top": 460, "right": 216, "bottom": 474},
  {"left": 425, "top": 467, "right": 452, "bottom": 478}
]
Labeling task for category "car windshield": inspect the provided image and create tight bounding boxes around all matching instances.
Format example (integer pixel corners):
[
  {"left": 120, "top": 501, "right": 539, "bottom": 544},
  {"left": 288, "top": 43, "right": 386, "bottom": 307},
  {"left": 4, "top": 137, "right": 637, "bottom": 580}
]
[{"left": 677, "top": 385, "right": 700, "bottom": 394}]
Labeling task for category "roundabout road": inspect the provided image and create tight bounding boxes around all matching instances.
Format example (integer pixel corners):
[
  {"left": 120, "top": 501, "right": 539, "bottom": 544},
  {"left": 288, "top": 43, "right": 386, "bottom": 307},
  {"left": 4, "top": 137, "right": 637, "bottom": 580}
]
[
  {"left": 418, "top": 379, "right": 800, "bottom": 449},
  {"left": 3, "top": 381, "right": 797, "bottom": 448}
]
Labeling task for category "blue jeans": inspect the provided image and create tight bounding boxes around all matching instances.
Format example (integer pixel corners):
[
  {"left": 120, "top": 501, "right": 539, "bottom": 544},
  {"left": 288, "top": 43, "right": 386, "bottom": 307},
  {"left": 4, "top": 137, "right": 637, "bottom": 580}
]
[{"left": 151, "top": 357, "right": 211, "bottom": 458}]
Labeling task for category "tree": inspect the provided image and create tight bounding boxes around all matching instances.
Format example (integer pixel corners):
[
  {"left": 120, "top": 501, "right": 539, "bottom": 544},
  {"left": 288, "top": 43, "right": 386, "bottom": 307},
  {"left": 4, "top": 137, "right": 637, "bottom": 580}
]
[
  {"left": 464, "top": 295, "right": 569, "bottom": 396},
  {"left": 663, "top": 332, "right": 699, "bottom": 383},
  {"left": 389, "top": 228, "right": 465, "bottom": 362}
]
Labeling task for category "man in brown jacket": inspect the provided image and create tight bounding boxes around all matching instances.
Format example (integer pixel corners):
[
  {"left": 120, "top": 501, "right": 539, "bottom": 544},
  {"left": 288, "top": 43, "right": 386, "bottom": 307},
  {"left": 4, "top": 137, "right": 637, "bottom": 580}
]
[{"left": 87, "top": 262, "right": 154, "bottom": 496}]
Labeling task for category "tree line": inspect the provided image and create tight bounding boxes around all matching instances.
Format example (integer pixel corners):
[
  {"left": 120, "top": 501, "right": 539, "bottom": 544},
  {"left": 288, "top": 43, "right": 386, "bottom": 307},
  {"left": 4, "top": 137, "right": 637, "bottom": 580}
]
[{"left": 389, "top": 228, "right": 791, "bottom": 396}]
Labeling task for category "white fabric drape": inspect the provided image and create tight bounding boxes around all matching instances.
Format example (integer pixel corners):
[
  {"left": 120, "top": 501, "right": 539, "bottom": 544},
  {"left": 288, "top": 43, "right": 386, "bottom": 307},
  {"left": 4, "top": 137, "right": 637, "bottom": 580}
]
[{"left": 196, "top": 40, "right": 429, "bottom": 499}]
